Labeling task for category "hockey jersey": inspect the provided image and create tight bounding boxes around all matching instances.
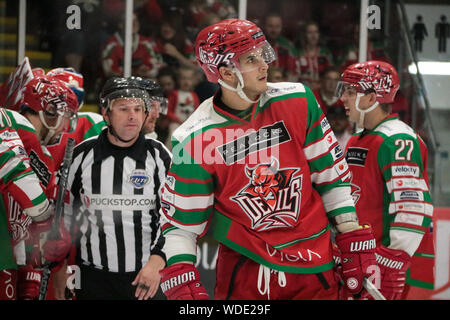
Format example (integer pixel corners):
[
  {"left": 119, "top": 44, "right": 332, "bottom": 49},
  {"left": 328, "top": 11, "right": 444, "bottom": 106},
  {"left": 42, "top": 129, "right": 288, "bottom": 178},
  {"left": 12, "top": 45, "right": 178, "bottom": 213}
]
[
  {"left": 166, "top": 90, "right": 200, "bottom": 124},
  {"left": 345, "top": 114, "right": 434, "bottom": 289},
  {"left": 0, "top": 109, "right": 49, "bottom": 270},
  {"left": 297, "top": 46, "right": 334, "bottom": 88},
  {"left": 102, "top": 33, "right": 164, "bottom": 79},
  {"left": 160, "top": 82, "right": 355, "bottom": 273}
]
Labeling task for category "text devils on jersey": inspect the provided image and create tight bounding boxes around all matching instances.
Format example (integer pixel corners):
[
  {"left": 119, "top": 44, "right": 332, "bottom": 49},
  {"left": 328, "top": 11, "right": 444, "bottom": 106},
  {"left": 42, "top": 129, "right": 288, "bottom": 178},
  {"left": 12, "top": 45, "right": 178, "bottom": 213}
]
[{"left": 231, "top": 157, "right": 303, "bottom": 231}]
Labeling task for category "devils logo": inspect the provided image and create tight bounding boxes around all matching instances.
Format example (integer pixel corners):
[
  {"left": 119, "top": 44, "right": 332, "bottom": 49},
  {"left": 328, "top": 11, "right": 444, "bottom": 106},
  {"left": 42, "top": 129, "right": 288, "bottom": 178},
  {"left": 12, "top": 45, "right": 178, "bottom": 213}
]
[{"left": 231, "top": 157, "right": 303, "bottom": 231}]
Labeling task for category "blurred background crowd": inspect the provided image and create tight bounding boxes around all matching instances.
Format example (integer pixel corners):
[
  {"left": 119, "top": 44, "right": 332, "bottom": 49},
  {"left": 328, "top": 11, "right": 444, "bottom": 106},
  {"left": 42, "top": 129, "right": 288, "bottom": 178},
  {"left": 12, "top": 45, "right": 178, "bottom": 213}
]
[{"left": 0, "top": 0, "right": 432, "bottom": 151}]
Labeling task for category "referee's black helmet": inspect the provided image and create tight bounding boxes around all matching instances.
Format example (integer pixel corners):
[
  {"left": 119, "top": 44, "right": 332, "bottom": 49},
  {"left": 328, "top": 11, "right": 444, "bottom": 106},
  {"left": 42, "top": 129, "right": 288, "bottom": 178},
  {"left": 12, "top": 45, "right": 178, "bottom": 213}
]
[{"left": 100, "top": 77, "right": 151, "bottom": 113}]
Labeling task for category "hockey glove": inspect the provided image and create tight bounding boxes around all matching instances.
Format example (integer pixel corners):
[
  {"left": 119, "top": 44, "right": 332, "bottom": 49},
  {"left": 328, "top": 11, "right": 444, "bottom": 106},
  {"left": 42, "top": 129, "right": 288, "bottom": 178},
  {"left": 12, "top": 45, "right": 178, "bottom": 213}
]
[
  {"left": 160, "top": 263, "right": 209, "bottom": 300},
  {"left": 17, "top": 265, "right": 42, "bottom": 300},
  {"left": 335, "top": 226, "right": 377, "bottom": 295},
  {"left": 42, "top": 220, "right": 72, "bottom": 262},
  {"left": 376, "top": 246, "right": 411, "bottom": 300}
]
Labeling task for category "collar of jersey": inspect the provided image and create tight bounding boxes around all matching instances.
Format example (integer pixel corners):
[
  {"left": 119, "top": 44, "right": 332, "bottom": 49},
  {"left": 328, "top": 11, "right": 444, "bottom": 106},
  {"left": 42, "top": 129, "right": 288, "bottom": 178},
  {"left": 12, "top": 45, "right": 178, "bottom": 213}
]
[
  {"left": 371, "top": 113, "right": 399, "bottom": 132},
  {"left": 95, "top": 128, "right": 146, "bottom": 162},
  {"left": 212, "top": 89, "right": 258, "bottom": 124}
]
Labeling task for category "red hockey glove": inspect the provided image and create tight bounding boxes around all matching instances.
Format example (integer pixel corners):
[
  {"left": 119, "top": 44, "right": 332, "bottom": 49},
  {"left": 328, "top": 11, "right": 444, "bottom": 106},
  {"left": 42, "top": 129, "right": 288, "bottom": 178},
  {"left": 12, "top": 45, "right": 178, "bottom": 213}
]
[
  {"left": 17, "top": 265, "right": 42, "bottom": 300},
  {"left": 160, "top": 263, "right": 209, "bottom": 300},
  {"left": 335, "top": 226, "right": 377, "bottom": 295},
  {"left": 376, "top": 246, "right": 411, "bottom": 300},
  {"left": 42, "top": 221, "right": 72, "bottom": 262},
  {"left": 28, "top": 216, "right": 53, "bottom": 235}
]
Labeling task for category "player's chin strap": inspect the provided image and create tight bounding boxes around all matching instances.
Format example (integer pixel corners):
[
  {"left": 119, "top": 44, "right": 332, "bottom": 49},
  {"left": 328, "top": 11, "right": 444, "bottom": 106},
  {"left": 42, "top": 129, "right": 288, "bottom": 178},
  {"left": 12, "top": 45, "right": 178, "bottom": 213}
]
[
  {"left": 257, "top": 264, "right": 286, "bottom": 300},
  {"left": 218, "top": 68, "right": 260, "bottom": 104},
  {"left": 39, "top": 112, "right": 63, "bottom": 145},
  {"left": 355, "top": 92, "right": 379, "bottom": 128}
]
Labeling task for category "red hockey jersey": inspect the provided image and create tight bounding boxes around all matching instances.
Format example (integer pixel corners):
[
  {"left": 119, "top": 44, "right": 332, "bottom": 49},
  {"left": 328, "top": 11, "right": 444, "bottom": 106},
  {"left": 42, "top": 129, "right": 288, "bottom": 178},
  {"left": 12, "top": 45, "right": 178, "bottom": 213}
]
[
  {"left": 345, "top": 114, "right": 434, "bottom": 289},
  {"left": 161, "top": 82, "right": 355, "bottom": 273}
]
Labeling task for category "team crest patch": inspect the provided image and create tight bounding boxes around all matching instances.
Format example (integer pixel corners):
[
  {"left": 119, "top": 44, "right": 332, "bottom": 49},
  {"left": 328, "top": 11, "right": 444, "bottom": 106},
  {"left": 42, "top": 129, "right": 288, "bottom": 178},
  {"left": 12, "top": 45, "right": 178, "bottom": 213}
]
[
  {"left": 231, "top": 157, "right": 303, "bottom": 231},
  {"left": 129, "top": 169, "right": 150, "bottom": 189}
]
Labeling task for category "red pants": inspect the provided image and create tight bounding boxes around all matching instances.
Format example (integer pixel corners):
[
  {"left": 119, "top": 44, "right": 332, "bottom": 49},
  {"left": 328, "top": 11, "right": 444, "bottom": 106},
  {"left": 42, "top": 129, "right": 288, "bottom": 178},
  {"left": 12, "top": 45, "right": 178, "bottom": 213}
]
[
  {"left": 0, "top": 269, "right": 17, "bottom": 300},
  {"left": 214, "top": 244, "right": 338, "bottom": 300}
]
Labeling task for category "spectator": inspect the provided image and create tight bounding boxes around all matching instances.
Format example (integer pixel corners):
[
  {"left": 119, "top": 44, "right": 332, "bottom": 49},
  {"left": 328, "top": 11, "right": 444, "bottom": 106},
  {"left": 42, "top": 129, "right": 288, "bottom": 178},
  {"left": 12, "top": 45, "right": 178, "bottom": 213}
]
[
  {"left": 155, "top": 67, "right": 178, "bottom": 145},
  {"left": 102, "top": 13, "right": 164, "bottom": 79},
  {"left": 268, "top": 66, "right": 287, "bottom": 82},
  {"left": 326, "top": 106, "right": 352, "bottom": 150},
  {"left": 157, "top": 67, "right": 178, "bottom": 97},
  {"left": 165, "top": 66, "right": 200, "bottom": 149},
  {"left": 53, "top": 0, "right": 110, "bottom": 103},
  {"left": 313, "top": 66, "right": 344, "bottom": 114},
  {"left": 391, "top": 89, "right": 411, "bottom": 126},
  {"left": 296, "top": 21, "right": 334, "bottom": 90},
  {"left": 154, "top": 13, "right": 197, "bottom": 69},
  {"left": 263, "top": 13, "right": 298, "bottom": 81},
  {"left": 340, "top": 24, "right": 391, "bottom": 70}
]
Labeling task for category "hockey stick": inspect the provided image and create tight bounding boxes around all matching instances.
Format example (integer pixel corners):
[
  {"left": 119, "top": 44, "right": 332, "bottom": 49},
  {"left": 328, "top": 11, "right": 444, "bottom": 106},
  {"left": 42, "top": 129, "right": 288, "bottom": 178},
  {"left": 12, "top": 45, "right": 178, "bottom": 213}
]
[
  {"left": 38, "top": 138, "right": 76, "bottom": 300},
  {"left": 363, "top": 277, "right": 386, "bottom": 300}
]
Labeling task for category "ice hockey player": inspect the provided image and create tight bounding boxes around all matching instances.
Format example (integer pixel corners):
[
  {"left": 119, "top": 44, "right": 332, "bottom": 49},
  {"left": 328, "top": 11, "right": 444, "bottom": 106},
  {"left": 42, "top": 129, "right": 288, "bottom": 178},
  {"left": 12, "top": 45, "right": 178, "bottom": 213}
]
[
  {"left": 158, "top": 18, "right": 378, "bottom": 300},
  {"left": 336, "top": 60, "right": 434, "bottom": 299},
  {"left": 0, "top": 75, "right": 78, "bottom": 299}
]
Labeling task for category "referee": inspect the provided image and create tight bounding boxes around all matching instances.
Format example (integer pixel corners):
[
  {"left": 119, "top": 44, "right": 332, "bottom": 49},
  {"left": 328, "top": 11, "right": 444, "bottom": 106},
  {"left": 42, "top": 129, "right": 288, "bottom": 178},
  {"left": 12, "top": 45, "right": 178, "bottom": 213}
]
[{"left": 50, "top": 77, "right": 171, "bottom": 300}]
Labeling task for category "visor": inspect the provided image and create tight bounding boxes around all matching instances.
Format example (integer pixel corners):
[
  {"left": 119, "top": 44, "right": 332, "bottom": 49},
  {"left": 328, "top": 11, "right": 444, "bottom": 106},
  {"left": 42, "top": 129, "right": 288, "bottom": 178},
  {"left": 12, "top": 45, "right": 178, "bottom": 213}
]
[
  {"left": 44, "top": 102, "right": 78, "bottom": 131},
  {"left": 237, "top": 41, "right": 277, "bottom": 73},
  {"left": 334, "top": 81, "right": 360, "bottom": 99}
]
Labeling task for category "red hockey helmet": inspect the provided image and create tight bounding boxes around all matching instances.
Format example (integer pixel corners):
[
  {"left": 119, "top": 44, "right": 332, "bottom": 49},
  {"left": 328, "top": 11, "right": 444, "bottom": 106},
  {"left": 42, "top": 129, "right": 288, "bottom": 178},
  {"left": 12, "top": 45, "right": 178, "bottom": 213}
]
[
  {"left": 336, "top": 60, "right": 400, "bottom": 104},
  {"left": 195, "top": 19, "right": 276, "bottom": 83},
  {"left": 47, "top": 67, "right": 85, "bottom": 108},
  {"left": 20, "top": 75, "right": 79, "bottom": 132}
]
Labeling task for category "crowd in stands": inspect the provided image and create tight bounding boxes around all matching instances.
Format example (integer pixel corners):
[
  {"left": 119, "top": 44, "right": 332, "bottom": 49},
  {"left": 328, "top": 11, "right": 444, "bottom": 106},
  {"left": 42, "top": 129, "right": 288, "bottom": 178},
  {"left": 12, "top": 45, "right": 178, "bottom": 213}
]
[{"left": 23, "top": 0, "right": 416, "bottom": 149}]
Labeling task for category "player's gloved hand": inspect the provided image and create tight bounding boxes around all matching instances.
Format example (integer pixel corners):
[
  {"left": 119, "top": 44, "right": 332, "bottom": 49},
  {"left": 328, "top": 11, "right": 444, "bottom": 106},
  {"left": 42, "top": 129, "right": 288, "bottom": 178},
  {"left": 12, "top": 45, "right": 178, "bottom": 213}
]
[
  {"left": 376, "top": 246, "right": 411, "bottom": 300},
  {"left": 17, "top": 265, "right": 42, "bottom": 300},
  {"left": 335, "top": 226, "right": 377, "bottom": 295},
  {"left": 159, "top": 263, "right": 209, "bottom": 300},
  {"left": 42, "top": 220, "right": 71, "bottom": 262},
  {"left": 28, "top": 216, "right": 54, "bottom": 237}
]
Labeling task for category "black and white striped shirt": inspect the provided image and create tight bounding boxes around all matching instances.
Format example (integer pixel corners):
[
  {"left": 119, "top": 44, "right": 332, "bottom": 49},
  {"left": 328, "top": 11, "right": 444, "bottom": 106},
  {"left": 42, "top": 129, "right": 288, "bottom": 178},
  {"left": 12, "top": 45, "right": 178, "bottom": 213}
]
[{"left": 64, "top": 129, "right": 171, "bottom": 273}]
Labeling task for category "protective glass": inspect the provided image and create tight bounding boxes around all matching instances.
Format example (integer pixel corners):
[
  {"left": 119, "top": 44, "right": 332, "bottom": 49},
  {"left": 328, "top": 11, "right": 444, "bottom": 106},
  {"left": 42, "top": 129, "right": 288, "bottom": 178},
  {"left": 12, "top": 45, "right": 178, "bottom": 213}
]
[
  {"left": 335, "top": 81, "right": 359, "bottom": 99},
  {"left": 238, "top": 41, "right": 277, "bottom": 73},
  {"left": 44, "top": 102, "right": 78, "bottom": 131}
]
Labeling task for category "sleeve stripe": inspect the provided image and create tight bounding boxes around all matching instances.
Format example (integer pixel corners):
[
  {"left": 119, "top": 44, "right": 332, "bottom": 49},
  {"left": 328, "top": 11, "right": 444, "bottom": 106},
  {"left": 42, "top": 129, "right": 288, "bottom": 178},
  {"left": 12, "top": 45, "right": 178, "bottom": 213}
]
[
  {"left": 304, "top": 131, "right": 337, "bottom": 161},
  {"left": 390, "top": 225, "right": 426, "bottom": 235},
  {"left": 168, "top": 171, "right": 213, "bottom": 184},
  {"left": 161, "top": 206, "right": 209, "bottom": 234},
  {"left": 311, "top": 158, "right": 349, "bottom": 185},
  {"left": 321, "top": 186, "right": 354, "bottom": 213},
  {"left": 164, "top": 184, "right": 213, "bottom": 199}
]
